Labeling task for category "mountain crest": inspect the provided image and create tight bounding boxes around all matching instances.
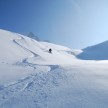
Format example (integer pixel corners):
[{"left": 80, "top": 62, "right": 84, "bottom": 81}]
[{"left": 27, "top": 32, "right": 40, "bottom": 41}]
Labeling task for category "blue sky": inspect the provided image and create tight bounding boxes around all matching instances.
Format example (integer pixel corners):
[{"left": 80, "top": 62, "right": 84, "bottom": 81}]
[{"left": 0, "top": 0, "right": 108, "bottom": 49}]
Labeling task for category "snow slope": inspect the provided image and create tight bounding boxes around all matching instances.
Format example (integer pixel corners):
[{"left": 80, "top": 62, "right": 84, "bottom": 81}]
[
  {"left": 77, "top": 40, "right": 108, "bottom": 60},
  {"left": 0, "top": 29, "right": 78, "bottom": 88},
  {"left": 27, "top": 32, "right": 40, "bottom": 41},
  {"left": 1, "top": 29, "right": 108, "bottom": 108}
]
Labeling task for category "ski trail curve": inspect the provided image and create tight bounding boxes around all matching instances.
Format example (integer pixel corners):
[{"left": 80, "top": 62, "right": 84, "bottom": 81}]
[
  {"left": 13, "top": 36, "right": 40, "bottom": 68},
  {"left": 13, "top": 36, "right": 60, "bottom": 71}
]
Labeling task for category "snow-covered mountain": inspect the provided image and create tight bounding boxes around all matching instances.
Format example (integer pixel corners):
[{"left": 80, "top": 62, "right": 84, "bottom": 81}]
[
  {"left": 0, "top": 29, "right": 77, "bottom": 65},
  {"left": 27, "top": 32, "right": 40, "bottom": 41},
  {"left": 1, "top": 29, "right": 108, "bottom": 108},
  {"left": 77, "top": 40, "right": 108, "bottom": 60}
]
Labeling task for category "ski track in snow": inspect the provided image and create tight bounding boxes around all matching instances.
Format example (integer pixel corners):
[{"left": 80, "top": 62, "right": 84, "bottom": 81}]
[
  {"left": 0, "top": 36, "right": 65, "bottom": 108},
  {"left": 13, "top": 37, "right": 43, "bottom": 70},
  {"left": 13, "top": 36, "right": 61, "bottom": 75},
  {"left": 13, "top": 37, "right": 38, "bottom": 61},
  {"left": 0, "top": 65, "right": 67, "bottom": 108}
]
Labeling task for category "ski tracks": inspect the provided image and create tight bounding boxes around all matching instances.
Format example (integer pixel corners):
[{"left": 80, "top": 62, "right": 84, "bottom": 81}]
[
  {"left": 0, "top": 64, "right": 68, "bottom": 108},
  {"left": 0, "top": 36, "right": 69, "bottom": 108}
]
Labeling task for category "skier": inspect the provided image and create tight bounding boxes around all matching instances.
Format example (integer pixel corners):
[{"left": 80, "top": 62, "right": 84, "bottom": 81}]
[{"left": 49, "top": 48, "right": 52, "bottom": 53}]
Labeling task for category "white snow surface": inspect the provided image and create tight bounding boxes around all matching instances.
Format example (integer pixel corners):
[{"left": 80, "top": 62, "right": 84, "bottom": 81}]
[
  {"left": 77, "top": 40, "right": 108, "bottom": 60},
  {"left": 0, "top": 29, "right": 108, "bottom": 108}
]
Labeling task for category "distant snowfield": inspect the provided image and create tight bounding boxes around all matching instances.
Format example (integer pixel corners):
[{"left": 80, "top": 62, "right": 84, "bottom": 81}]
[{"left": 0, "top": 29, "right": 108, "bottom": 108}]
